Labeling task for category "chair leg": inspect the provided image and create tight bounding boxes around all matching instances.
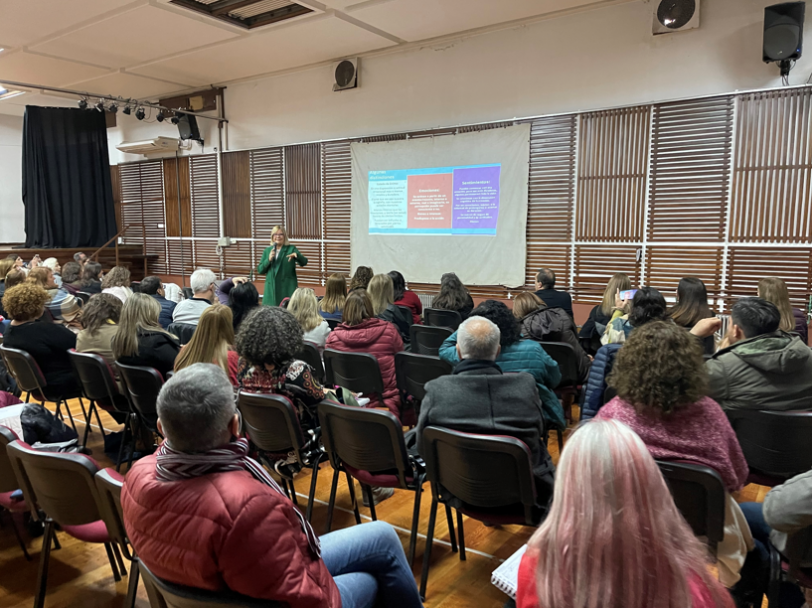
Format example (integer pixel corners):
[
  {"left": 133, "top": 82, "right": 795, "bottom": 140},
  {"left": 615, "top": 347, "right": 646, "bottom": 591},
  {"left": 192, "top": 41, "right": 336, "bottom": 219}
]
[
  {"left": 346, "top": 472, "right": 361, "bottom": 525},
  {"left": 104, "top": 542, "right": 122, "bottom": 582},
  {"left": 557, "top": 428, "right": 564, "bottom": 453},
  {"left": 78, "top": 397, "right": 90, "bottom": 434},
  {"left": 52, "top": 530, "right": 61, "bottom": 551},
  {"left": 362, "top": 484, "right": 377, "bottom": 521},
  {"left": 457, "top": 510, "right": 466, "bottom": 561},
  {"left": 93, "top": 402, "right": 106, "bottom": 437},
  {"left": 419, "top": 498, "right": 439, "bottom": 600},
  {"left": 7, "top": 510, "right": 31, "bottom": 561},
  {"left": 82, "top": 401, "right": 93, "bottom": 446},
  {"left": 445, "top": 504, "right": 457, "bottom": 553},
  {"left": 325, "top": 468, "right": 339, "bottom": 534},
  {"left": 116, "top": 419, "right": 130, "bottom": 473},
  {"left": 61, "top": 401, "right": 78, "bottom": 435},
  {"left": 126, "top": 558, "right": 140, "bottom": 608},
  {"left": 305, "top": 455, "right": 322, "bottom": 523},
  {"left": 289, "top": 478, "right": 298, "bottom": 506},
  {"left": 408, "top": 474, "right": 425, "bottom": 568},
  {"left": 112, "top": 541, "right": 127, "bottom": 576},
  {"left": 34, "top": 519, "right": 54, "bottom": 608},
  {"left": 768, "top": 543, "right": 782, "bottom": 607}
]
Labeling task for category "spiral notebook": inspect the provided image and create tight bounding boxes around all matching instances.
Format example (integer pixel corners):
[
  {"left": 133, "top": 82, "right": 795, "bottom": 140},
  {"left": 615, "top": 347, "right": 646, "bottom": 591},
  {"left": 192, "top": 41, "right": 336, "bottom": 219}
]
[{"left": 491, "top": 544, "right": 527, "bottom": 599}]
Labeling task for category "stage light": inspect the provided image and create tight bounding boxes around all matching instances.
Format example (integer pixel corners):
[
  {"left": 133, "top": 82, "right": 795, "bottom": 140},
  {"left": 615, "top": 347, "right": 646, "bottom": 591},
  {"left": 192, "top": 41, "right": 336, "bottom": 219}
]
[
  {"left": 109, "top": 103, "right": 118, "bottom": 114},
  {"left": 122, "top": 105, "right": 131, "bottom": 116},
  {"left": 78, "top": 98, "right": 87, "bottom": 109},
  {"left": 135, "top": 107, "right": 145, "bottom": 120},
  {"left": 95, "top": 100, "right": 105, "bottom": 112},
  {"left": 170, "top": 116, "right": 179, "bottom": 125},
  {"left": 156, "top": 111, "right": 165, "bottom": 123}
]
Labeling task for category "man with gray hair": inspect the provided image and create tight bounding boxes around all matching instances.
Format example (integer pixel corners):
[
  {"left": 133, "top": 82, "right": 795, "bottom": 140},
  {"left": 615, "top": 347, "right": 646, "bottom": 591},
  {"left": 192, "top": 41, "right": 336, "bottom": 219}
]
[
  {"left": 413, "top": 316, "right": 554, "bottom": 506},
  {"left": 171, "top": 267, "right": 216, "bottom": 326},
  {"left": 121, "top": 363, "right": 424, "bottom": 608}
]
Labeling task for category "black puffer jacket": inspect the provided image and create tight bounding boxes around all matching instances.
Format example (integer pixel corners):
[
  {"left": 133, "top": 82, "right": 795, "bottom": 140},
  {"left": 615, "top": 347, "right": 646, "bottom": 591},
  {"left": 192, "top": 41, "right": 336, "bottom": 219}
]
[{"left": 519, "top": 307, "right": 591, "bottom": 383}]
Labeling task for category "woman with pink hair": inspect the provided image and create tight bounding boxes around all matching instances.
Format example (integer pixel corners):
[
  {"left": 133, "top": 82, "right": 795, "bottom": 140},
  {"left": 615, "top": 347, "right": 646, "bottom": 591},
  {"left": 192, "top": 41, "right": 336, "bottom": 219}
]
[{"left": 517, "top": 419, "right": 735, "bottom": 608}]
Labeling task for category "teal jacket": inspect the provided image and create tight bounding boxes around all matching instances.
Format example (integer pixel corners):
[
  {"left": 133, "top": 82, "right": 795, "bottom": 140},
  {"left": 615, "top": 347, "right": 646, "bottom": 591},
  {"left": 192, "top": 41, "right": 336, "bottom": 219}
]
[
  {"left": 438, "top": 333, "right": 564, "bottom": 430},
  {"left": 257, "top": 245, "right": 307, "bottom": 307}
]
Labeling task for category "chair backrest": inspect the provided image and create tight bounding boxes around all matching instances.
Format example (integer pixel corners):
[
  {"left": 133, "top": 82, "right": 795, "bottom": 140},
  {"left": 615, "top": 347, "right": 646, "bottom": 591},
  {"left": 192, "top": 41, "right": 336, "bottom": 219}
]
[
  {"left": 94, "top": 468, "right": 131, "bottom": 557},
  {"left": 139, "top": 559, "right": 279, "bottom": 608},
  {"left": 421, "top": 426, "right": 537, "bottom": 516},
  {"left": 318, "top": 400, "right": 412, "bottom": 486},
  {"left": 423, "top": 308, "right": 462, "bottom": 331},
  {"left": 237, "top": 392, "right": 307, "bottom": 455},
  {"left": 537, "top": 341, "right": 579, "bottom": 388},
  {"left": 395, "top": 305, "right": 414, "bottom": 327},
  {"left": 656, "top": 460, "right": 725, "bottom": 551},
  {"left": 116, "top": 362, "right": 164, "bottom": 431},
  {"left": 409, "top": 325, "right": 453, "bottom": 357},
  {"left": 395, "top": 352, "right": 453, "bottom": 403},
  {"left": 0, "top": 425, "right": 21, "bottom": 494},
  {"left": 182, "top": 287, "right": 194, "bottom": 300},
  {"left": 167, "top": 323, "right": 196, "bottom": 346},
  {"left": 75, "top": 292, "right": 92, "bottom": 304},
  {"left": 0, "top": 344, "right": 47, "bottom": 395},
  {"left": 6, "top": 440, "right": 102, "bottom": 525},
  {"left": 323, "top": 349, "right": 385, "bottom": 397},
  {"left": 68, "top": 349, "right": 128, "bottom": 412},
  {"left": 296, "top": 342, "right": 325, "bottom": 382},
  {"left": 326, "top": 318, "right": 341, "bottom": 330},
  {"left": 727, "top": 409, "right": 812, "bottom": 479}
]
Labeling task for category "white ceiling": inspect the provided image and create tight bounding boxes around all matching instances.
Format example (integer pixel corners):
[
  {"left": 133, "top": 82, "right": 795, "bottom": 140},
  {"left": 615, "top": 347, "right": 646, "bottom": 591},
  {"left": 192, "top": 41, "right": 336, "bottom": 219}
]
[{"left": 0, "top": 0, "right": 623, "bottom": 112}]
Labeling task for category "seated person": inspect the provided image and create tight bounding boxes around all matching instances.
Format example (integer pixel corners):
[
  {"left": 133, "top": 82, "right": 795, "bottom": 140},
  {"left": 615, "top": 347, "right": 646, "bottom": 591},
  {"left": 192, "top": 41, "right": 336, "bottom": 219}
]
[
  {"left": 390, "top": 271, "right": 422, "bottom": 325},
  {"left": 348, "top": 266, "right": 374, "bottom": 292},
  {"left": 121, "top": 364, "right": 424, "bottom": 608},
  {"left": 0, "top": 258, "right": 16, "bottom": 318},
  {"left": 669, "top": 277, "right": 716, "bottom": 355},
  {"left": 101, "top": 266, "right": 133, "bottom": 303},
  {"left": 79, "top": 261, "right": 103, "bottom": 294},
  {"left": 517, "top": 419, "right": 735, "bottom": 608},
  {"left": 112, "top": 293, "right": 181, "bottom": 380},
  {"left": 229, "top": 281, "right": 259, "bottom": 332},
  {"left": 759, "top": 276, "right": 808, "bottom": 345},
  {"left": 288, "top": 287, "right": 331, "bottom": 349},
  {"left": 431, "top": 272, "right": 474, "bottom": 320},
  {"left": 215, "top": 276, "right": 249, "bottom": 305},
  {"left": 602, "top": 286, "right": 668, "bottom": 345},
  {"left": 41, "top": 258, "right": 62, "bottom": 287},
  {"left": 27, "top": 266, "right": 81, "bottom": 326},
  {"left": 439, "top": 300, "right": 562, "bottom": 430},
  {"left": 139, "top": 276, "right": 176, "bottom": 329},
  {"left": 414, "top": 316, "right": 554, "bottom": 506},
  {"left": 533, "top": 267, "right": 573, "bottom": 319},
  {"left": 368, "top": 274, "right": 411, "bottom": 343},
  {"left": 175, "top": 304, "right": 239, "bottom": 387},
  {"left": 76, "top": 293, "right": 123, "bottom": 373},
  {"left": 320, "top": 273, "right": 346, "bottom": 321},
  {"left": 172, "top": 268, "right": 216, "bottom": 326},
  {"left": 59, "top": 262, "right": 83, "bottom": 295},
  {"left": 579, "top": 273, "right": 631, "bottom": 356}
]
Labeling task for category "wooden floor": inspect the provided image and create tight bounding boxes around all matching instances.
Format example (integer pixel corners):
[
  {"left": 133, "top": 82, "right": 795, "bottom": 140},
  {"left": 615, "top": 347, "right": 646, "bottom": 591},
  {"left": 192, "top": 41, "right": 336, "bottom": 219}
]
[{"left": 0, "top": 400, "right": 770, "bottom": 608}]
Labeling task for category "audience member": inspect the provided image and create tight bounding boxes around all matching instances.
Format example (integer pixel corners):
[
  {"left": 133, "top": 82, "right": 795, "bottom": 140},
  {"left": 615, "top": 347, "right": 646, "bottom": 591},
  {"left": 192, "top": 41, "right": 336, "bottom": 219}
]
[
  {"left": 101, "top": 266, "right": 133, "bottom": 303},
  {"left": 4, "top": 269, "right": 25, "bottom": 291},
  {"left": 348, "top": 266, "right": 374, "bottom": 292},
  {"left": 229, "top": 281, "right": 260, "bottom": 332},
  {"left": 320, "top": 273, "right": 346, "bottom": 321},
  {"left": 602, "top": 286, "right": 667, "bottom": 345},
  {"left": 0, "top": 258, "right": 16, "bottom": 318},
  {"left": 669, "top": 277, "right": 716, "bottom": 355},
  {"left": 41, "top": 258, "right": 62, "bottom": 287},
  {"left": 27, "top": 266, "right": 81, "bottom": 326},
  {"left": 79, "top": 261, "right": 103, "bottom": 294},
  {"left": 439, "top": 300, "right": 563, "bottom": 430},
  {"left": 112, "top": 293, "right": 181, "bottom": 379},
  {"left": 578, "top": 272, "right": 631, "bottom": 356},
  {"left": 414, "top": 316, "right": 554, "bottom": 506},
  {"left": 6, "top": 254, "right": 23, "bottom": 270},
  {"left": 76, "top": 294, "right": 123, "bottom": 374},
  {"left": 175, "top": 304, "right": 239, "bottom": 386},
  {"left": 60, "top": 261, "right": 83, "bottom": 295},
  {"left": 215, "top": 276, "right": 250, "bottom": 305},
  {"left": 513, "top": 292, "right": 590, "bottom": 383},
  {"left": 74, "top": 252, "right": 88, "bottom": 267},
  {"left": 326, "top": 290, "right": 405, "bottom": 422},
  {"left": 759, "top": 276, "right": 808, "bottom": 344},
  {"left": 596, "top": 321, "right": 751, "bottom": 586},
  {"left": 173, "top": 268, "right": 216, "bottom": 326},
  {"left": 368, "top": 274, "right": 411, "bottom": 343},
  {"left": 121, "top": 364, "right": 424, "bottom": 608},
  {"left": 431, "top": 272, "right": 475, "bottom": 320},
  {"left": 139, "top": 276, "right": 176, "bottom": 329},
  {"left": 533, "top": 267, "right": 573, "bottom": 319},
  {"left": 1, "top": 283, "right": 81, "bottom": 396},
  {"left": 517, "top": 419, "right": 735, "bottom": 608},
  {"left": 390, "top": 270, "right": 422, "bottom": 325},
  {"left": 288, "top": 287, "right": 331, "bottom": 349}
]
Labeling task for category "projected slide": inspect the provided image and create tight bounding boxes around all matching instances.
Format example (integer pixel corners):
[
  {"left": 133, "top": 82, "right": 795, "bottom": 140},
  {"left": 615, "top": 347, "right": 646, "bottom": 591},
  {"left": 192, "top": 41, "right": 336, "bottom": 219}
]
[{"left": 368, "top": 164, "right": 501, "bottom": 235}]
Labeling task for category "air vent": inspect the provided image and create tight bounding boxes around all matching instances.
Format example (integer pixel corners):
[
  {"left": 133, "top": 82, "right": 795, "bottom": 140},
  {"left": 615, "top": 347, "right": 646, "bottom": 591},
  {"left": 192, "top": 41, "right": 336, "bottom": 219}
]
[{"left": 171, "top": 0, "right": 312, "bottom": 30}]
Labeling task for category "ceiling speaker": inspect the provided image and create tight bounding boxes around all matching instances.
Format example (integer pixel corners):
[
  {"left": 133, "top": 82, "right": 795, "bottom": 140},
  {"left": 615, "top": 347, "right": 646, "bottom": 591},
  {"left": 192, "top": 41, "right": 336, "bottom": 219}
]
[
  {"left": 764, "top": 2, "right": 805, "bottom": 64},
  {"left": 333, "top": 58, "right": 358, "bottom": 92},
  {"left": 652, "top": 0, "right": 700, "bottom": 35}
]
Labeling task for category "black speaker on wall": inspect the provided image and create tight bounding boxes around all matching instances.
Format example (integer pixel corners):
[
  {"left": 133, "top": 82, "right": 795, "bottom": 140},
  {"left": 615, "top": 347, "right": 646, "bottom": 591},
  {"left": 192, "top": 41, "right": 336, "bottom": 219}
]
[
  {"left": 764, "top": 1, "right": 805, "bottom": 74},
  {"left": 177, "top": 113, "right": 202, "bottom": 143}
]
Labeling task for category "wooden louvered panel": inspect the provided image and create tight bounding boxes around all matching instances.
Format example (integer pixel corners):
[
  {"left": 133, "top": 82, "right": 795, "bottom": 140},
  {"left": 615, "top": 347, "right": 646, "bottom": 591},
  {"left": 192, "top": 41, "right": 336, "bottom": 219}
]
[
  {"left": 726, "top": 247, "right": 812, "bottom": 309},
  {"left": 526, "top": 245, "right": 570, "bottom": 291},
  {"left": 573, "top": 245, "right": 642, "bottom": 303},
  {"left": 163, "top": 157, "right": 192, "bottom": 238},
  {"left": 576, "top": 107, "right": 650, "bottom": 242},
  {"left": 250, "top": 147, "right": 284, "bottom": 240},
  {"left": 119, "top": 164, "right": 145, "bottom": 244},
  {"left": 223, "top": 240, "right": 254, "bottom": 277},
  {"left": 731, "top": 90, "right": 812, "bottom": 243},
  {"left": 321, "top": 141, "right": 351, "bottom": 242},
  {"left": 648, "top": 97, "right": 733, "bottom": 241},
  {"left": 166, "top": 240, "right": 194, "bottom": 276},
  {"left": 193, "top": 240, "right": 222, "bottom": 275},
  {"left": 323, "top": 242, "right": 351, "bottom": 277},
  {"left": 285, "top": 144, "right": 321, "bottom": 240},
  {"left": 189, "top": 156, "right": 220, "bottom": 239},
  {"left": 291, "top": 241, "right": 322, "bottom": 287},
  {"left": 222, "top": 151, "right": 251, "bottom": 238},
  {"left": 644, "top": 247, "right": 723, "bottom": 298}
]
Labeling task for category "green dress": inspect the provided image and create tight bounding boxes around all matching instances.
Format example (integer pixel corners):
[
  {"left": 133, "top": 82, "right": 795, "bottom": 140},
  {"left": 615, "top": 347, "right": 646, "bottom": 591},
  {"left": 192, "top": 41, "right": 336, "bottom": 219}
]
[{"left": 257, "top": 245, "right": 307, "bottom": 307}]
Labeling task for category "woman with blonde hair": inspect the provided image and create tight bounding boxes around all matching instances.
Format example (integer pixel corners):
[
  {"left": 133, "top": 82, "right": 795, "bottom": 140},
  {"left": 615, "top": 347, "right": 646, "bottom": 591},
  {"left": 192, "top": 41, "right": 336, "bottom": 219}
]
[
  {"left": 102, "top": 266, "right": 133, "bottom": 303},
  {"left": 319, "top": 273, "right": 346, "bottom": 321},
  {"left": 77, "top": 293, "right": 123, "bottom": 371},
  {"left": 578, "top": 272, "right": 631, "bottom": 355},
  {"left": 256, "top": 225, "right": 307, "bottom": 307},
  {"left": 517, "top": 418, "right": 735, "bottom": 608},
  {"left": 0, "top": 257, "right": 17, "bottom": 318},
  {"left": 367, "top": 273, "right": 411, "bottom": 342},
  {"left": 113, "top": 293, "right": 180, "bottom": 379},
  {"left": 288, "top": 287, "right": 331, "bottom": 349},
  {"left": 759, "top": 277, "right": 808, "bottom": 344},
  {"left": 175, "top": 304, "right": 239, "bottom": 386}
]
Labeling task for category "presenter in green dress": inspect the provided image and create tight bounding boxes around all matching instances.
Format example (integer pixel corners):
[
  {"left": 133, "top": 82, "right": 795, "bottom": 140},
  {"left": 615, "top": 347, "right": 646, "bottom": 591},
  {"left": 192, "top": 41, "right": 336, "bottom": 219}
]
[{"left": 257, "top": 225, "right": 308, "bottom": 306}]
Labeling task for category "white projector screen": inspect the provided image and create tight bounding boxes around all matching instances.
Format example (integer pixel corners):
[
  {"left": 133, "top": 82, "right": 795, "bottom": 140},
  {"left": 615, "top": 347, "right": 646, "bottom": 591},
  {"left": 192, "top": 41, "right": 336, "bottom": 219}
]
[{"left": 351, "top": 124, "right": 530, "bottom": 287}]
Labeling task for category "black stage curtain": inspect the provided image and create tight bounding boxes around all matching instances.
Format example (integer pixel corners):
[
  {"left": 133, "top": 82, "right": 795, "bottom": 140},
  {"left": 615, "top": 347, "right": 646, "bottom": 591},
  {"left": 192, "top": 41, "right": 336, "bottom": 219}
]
[{"left": 22, "top": 106, "right": 116, "bottom": 248}]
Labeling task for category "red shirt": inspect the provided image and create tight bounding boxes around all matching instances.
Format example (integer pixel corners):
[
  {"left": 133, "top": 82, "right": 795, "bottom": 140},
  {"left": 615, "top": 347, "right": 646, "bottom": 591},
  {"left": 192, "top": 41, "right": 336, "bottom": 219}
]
[{"left": 395, "top": 290, "right": 423, "bottom": 325}]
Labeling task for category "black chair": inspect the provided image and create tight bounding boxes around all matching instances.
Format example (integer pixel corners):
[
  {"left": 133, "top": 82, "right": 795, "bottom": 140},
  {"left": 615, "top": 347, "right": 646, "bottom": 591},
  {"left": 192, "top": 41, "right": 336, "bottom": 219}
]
[
  {"left": 296, "top": 342, "right": 325, "bottom": 383},
  {"left": 656, "top": 460, "right": 725, "bottom": 555},
  {"left": 326, "top": 318, "right": 341, "bottom": 330},
  {"left": 410, "top": 325, "right": 453, "bottom": 357},
  {"left": 181, "top": 287, "right": 194, "bottom": 300},
  {"left": 768, "top": 526, "right": 812, "bottom": 607},
  {"left": 318, "top": 400, "right": 427, "bottom": 566},
  {"left": 419, "top": 427, "right": 543, "bottom": 598},
  {"left": 394, "top": 352, "right": 452, "bottom": 420},
  {"left": 423, "top": 308, "right": 462, "bottom": 331},
  {"left": 538, "top": 341, "right": 581, "bottom": 445},
  {"left": 75, "top": 292, "right": 92, "bottom": 305},
  {"left": 726, "top": 409, "right": 812, "bottom": 486},
  {"left": 0, "top": 426, "right": 31, "bottom": 560},
  {"left": 167, "top": 323, "right": 196, "bottom": 346},
  {"left": 323, "top": 349, "right": 386, "bottom": 408},
  {"left": 116, "top": 362, "right": 164, "bottom": 436},
  {"left": 237, "top": 391, "right": 325, "bottom": 522},
  {"left": 396, "top": 305, "right": 414, "bottom": 327}
]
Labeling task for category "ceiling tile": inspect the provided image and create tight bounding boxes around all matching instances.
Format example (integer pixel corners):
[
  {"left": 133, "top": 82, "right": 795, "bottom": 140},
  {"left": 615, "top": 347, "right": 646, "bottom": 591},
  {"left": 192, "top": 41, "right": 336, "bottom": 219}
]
[
  {"left": 0, "top": 51, "right": 110, "bottom": 88},
  {"left": 29, "top": 5, "right": 240, "bottom": 70},
  {"left": 65, "top": 72, "right": 190, "bottom": 100},
  {"left": 130, "top": 15, "right": 395, "bottom": 84}
]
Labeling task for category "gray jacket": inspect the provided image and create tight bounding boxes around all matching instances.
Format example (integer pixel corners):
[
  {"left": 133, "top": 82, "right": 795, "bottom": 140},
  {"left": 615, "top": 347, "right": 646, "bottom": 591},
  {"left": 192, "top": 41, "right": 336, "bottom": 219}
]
[
  {"left": 706, "top": 331, "right": 812, "bottom": 411},
  {"left": 763, "top": 469, "right": 812, "bottom": 566}
]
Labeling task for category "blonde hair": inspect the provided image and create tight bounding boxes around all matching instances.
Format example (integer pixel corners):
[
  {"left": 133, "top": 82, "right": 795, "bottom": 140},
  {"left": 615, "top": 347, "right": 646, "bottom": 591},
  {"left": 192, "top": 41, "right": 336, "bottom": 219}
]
[
  {"left": 288, "top": 288, "right": 323, "bottom": 333},
  {"left": 112, "top": 293, "right": 171, "bottom": 359},
  {"left": 0, "top": 259, "right": 14, "bottom": 281},
  {"left": 321, "top": 273, "right": 347, "bottom": 315},
  {"left": 271, "top": 225, "right": 290, "bottom": 246},
  {"left": 175, "top": 304, "right": 234, "bottom": 376},
  {"left": 343, "top": 289, "right": 374, "bottom": 326},
  {"left": 367, "top": 274, "right": 394, "bottom": 316},
  {"left": 513, "top": 292, "right": 546, "bottom": 319},
  {"left": 758, "top": 277, "right": 795, "bottom": 333},
  {"left": 601, "top": 273, "right": 632, "bottom": 316},
  {"left": 26, "top": 267, "right": 52, "bottom": 289}
]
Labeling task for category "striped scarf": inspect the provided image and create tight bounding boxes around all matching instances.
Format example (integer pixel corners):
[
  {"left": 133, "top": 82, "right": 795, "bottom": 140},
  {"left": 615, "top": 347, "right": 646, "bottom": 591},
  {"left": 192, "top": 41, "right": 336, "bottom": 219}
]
[{"left": 155, "top": 438, "right": 321, "bottom": 558}]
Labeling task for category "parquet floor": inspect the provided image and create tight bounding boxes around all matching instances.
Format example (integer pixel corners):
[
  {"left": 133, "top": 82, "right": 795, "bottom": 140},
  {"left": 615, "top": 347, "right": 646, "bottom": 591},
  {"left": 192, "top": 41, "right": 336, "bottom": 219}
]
[{"left": 0, "top": 400, "right": 770, "bottom": 608}]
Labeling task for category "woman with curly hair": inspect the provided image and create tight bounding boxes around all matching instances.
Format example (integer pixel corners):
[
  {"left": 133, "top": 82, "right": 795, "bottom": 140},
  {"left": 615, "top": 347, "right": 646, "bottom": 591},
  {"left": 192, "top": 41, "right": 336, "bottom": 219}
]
[
  {"left": 175, "top": 304, "right": 239, "bottom": 386},
  {"left": 439, "top": 299, "right": 564, "bottom": 429},
  {"left": 431, "top": 272, "right": 474, "bottom": 320},
  {"left": 348, "top": 266, "right": 374, "bottom": 292},
  {"left": 77, "top": 293, "right": 123, "bottom": 371},
  {"left": 102, "top": 265, "right": 133, "bottom": 303}
]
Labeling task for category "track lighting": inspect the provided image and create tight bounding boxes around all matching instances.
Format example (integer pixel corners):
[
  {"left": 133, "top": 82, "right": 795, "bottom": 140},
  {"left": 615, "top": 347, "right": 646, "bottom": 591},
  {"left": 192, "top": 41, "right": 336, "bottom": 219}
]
[
  {"left": 122, "top": 105, "right": 131, "bottom": 115},
  {"left": 78, "top": 98, "right": 87, "bottom": 110},
  {"left": 170, "top": 116, "right": 179, "bottom": 125},
  {"left": 156, "top": 111, "right": 165, "bottom": 123},
  {"left": 108, "top": 103, "right": 118, "bottom": 114},
  {"left": 135, "top": 107, "right": 145, "bottom": 120},
  {"left": 95, "top": 99, "right": 105, "bottom": 112}
]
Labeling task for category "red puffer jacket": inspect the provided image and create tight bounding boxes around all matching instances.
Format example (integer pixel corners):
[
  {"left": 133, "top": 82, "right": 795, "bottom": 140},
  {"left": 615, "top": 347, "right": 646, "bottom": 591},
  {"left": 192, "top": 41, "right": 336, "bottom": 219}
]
[
  {"left": 326, "top": 318, "right": 405, "bottom": 422},
  {"left": 121, "top": 455, "right": 341, "bottom": 608}
]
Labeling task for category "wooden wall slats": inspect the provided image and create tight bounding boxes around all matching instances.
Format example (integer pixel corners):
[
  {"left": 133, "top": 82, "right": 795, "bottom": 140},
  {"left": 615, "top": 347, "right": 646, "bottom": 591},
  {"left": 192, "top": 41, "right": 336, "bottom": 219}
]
[
  {"left": 222, "top": 151, "right": 251, "bottom": 238},
  {"left": 645, "top": 247, "right": 724, "bottom": 298},
  {"left": 162, "top": 157, "right": 191, "bottom": 238},
  {"left": 573, "top": 245, "right": 642, "bottom": 304},
  {"left": 285, "top": 144, "right": 321, "bottom": 240}
]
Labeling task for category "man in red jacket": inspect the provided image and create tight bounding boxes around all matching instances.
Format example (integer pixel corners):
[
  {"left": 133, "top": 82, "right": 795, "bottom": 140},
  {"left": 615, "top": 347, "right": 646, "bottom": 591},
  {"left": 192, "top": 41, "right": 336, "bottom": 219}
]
[{"left": 122, "top": 363, "right": 424, "bottom": 608}]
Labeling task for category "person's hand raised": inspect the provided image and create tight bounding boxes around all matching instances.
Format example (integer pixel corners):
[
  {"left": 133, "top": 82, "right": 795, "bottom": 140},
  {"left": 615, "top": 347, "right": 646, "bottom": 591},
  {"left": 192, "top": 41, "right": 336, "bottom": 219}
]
[{"left": 690, "top": 317, "right": 722, "bottom": 338}]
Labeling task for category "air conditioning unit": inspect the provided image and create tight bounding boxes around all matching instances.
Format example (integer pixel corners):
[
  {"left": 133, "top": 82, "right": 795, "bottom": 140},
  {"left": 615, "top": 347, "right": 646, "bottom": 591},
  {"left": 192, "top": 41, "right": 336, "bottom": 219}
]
[{"left": 116, "top": 137, "right": 180, "bottom": 156}]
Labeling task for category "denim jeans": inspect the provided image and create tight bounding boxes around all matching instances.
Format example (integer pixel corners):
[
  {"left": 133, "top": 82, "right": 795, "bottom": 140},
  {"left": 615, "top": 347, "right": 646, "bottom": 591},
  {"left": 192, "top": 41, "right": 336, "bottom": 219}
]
[{"left": 320, "top": 521, "right": 424, "bottom": 608}]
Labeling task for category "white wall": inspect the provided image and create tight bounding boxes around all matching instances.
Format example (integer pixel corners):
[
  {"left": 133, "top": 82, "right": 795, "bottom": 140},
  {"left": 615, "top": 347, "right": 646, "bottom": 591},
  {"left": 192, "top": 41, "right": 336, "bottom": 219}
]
[{"left": 0, "top": 114, "right": 24, "bottom": 243}]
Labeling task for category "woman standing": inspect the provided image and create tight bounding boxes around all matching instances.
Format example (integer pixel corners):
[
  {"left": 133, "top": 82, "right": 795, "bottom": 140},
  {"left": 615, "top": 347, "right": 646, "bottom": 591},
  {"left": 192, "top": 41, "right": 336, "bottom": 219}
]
[{"left": 257, "top": 226, "right": 307, "bottom": 307}]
